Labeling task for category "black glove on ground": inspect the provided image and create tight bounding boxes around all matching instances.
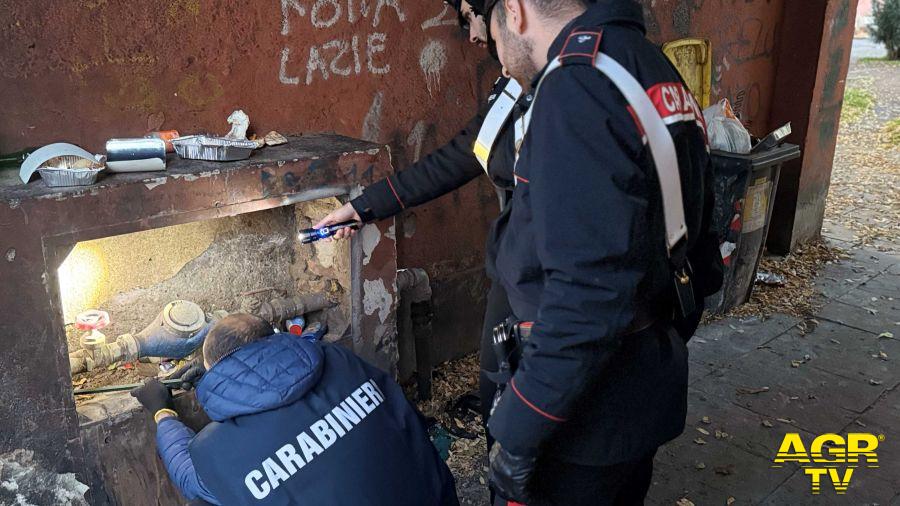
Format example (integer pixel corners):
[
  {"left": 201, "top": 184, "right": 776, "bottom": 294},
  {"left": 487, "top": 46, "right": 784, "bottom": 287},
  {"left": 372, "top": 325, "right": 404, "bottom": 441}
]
[
  {"left": 171, "top": 357, "right": 206, "bottom": 391},
  {"left": 488, "top": 443, "right": 537, "bottom": 503},
  {"left": 130, "top": 378, "right": 174, "bottom": 414}
]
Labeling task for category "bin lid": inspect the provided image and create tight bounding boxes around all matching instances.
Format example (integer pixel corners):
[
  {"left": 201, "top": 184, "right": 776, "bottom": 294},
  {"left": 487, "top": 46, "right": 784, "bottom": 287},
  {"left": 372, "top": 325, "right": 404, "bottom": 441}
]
[
  {"left": 711, "top": 143, "right": 801, "bottom": 168},
  {"left": 662, "top": 38, "right": 712, "bottom": 109}
]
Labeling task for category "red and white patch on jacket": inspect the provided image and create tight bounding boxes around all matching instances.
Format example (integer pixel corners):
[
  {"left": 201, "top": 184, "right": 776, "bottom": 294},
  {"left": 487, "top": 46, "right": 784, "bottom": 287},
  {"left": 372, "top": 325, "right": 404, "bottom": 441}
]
[{"left": 646, "top": 82, "right": 708, "bottom": 136}]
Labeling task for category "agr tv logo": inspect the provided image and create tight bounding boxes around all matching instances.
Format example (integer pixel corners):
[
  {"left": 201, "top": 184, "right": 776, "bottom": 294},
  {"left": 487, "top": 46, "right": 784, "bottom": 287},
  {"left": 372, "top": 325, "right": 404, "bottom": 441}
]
[{"left": 772, "top": 433, "right": 884, "bottom": 494}]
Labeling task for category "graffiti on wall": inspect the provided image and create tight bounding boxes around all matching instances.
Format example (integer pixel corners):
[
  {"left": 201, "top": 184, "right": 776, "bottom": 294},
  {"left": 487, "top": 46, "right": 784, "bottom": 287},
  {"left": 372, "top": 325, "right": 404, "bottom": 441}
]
[
  {"left": 278, "top": 0, "right": 406, "bottom": 86},
  {"left": 638, "top": 0, "right": 782, "bottom": 133}
]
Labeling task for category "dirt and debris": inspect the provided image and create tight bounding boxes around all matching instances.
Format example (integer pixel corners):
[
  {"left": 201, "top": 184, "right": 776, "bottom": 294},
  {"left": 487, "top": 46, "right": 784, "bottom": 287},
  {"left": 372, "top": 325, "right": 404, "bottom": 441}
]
[
  {"left": 407, "top": 353, "right": 489, "bottom": 505},
  {"left": 711, "top": 240, "right": 847, "bottom": 321}
]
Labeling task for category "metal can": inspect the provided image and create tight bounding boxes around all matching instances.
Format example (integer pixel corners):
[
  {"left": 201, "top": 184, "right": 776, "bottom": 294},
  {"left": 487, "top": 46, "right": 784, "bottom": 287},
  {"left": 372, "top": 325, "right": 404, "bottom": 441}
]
[{"left": 106, "top": 138, "right": 166, "bottom": 173}]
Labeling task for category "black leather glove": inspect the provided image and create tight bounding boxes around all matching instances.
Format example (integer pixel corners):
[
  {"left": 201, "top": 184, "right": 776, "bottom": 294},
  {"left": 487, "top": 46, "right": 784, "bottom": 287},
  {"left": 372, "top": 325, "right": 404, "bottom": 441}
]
[
  {"left": 130, "top": 378, "right": 174, "bottom": 415},
  {"left": 488, "top": 443, "right": 537, "bottom": 503},
  {"left": 171, "top": 357, "right": 206, "bottom": 391}
]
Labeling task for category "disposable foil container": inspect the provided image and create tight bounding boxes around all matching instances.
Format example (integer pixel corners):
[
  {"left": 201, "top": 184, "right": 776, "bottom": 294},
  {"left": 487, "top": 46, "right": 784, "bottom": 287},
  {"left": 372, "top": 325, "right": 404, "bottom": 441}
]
[
  {"left": 172, "top": 135, "right": 258, "bottom": 162},
  {"left": 37, "top": 155, "right": 105, "bottom": 187}
]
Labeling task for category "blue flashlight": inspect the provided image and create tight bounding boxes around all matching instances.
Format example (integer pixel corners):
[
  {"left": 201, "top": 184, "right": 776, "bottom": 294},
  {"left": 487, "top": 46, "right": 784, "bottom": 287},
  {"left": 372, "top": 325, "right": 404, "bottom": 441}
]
[{"left": 298, "top": 221, "right": 360, "bottom": 244}]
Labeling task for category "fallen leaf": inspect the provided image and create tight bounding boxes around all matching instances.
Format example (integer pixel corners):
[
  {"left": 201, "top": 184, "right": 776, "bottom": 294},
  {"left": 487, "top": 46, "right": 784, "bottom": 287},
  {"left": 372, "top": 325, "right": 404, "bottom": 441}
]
[
  {"left": 830, "top": 338, "right": 842, "bottom": 344},
  {"left": 776, "top": 418, "right": 795, "bottom": 424},
  {"left": 714, "top": 465, "right": 734, "bottom": 476},
  {"left": 736, "top": 386, "right": 770, "bottom": 395},
  {"left": 762, "top": 420, "right": 774, "bottom": 428},
  {"left": 695, "top": 462, "right": 706, "bottom": 470},
  {"left": 701, "top": 416, "right": 712, "bottom": 424},
  {"left": 715, "top": 430, "right": 729, "bottom": 439},
  {"left": 878, "top": 332, "right": 894, "bottom": 339},
  {"left": 727, "top": 498, "right": 736, "bottom": 505},
  {"left": 855, "top": 420, "right": 867, "bottom": 428},
  {"left": 865, "top": 307, "right": 879, "bottom": 315},
  {"left": 694, "top": 437, "right": 707, "bottom": 445},
  {"left": 869, "top": 379, "right": 884, "bottom": 386},
  {"left": 676, "top": 499, "right": 695, "bottom": 506},
  {"left": 791, "top": 360, "right": 802, "bottom": 368},
  {"left": 697, "top": 428, "right": 710, "bottom": 436}
]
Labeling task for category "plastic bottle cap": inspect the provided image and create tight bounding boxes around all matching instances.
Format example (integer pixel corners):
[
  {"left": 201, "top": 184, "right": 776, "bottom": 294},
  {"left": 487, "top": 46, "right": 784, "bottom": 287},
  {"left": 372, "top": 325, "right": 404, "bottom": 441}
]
[{"left": 75, "top": 310, "right": 110, "bottom": 331}]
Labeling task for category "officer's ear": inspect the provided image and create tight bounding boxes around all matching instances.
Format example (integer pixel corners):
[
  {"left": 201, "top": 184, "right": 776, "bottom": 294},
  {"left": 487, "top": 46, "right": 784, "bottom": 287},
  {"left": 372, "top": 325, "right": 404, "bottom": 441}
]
[{"left": 503, "top": 0, "right": 527, "bottom": 35}]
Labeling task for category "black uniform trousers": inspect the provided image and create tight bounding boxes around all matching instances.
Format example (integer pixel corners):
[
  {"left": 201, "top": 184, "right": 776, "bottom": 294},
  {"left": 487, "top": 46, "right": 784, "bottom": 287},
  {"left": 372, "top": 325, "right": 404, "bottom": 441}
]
[
  {"left": 491, "top": 450, "right": 656, "bottom": 506},
  {"left": 479, "top": 281, "right": 513, "bottom": 452},
  {"left": 481, "top": 282, "right": 659, "bottom": 506}
]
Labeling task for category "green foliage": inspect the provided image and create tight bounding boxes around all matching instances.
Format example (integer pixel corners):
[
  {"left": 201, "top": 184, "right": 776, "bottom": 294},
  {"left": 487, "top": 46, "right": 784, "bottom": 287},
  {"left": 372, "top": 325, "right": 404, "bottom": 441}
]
[
  {"left": 872, "top": 0, "right": 900, "bottom": 60},
  {"left": 859, "top": 57, "right": 900, "bottom": 65},
  {"left": 883, "top": 119, "right": 900, "bottom": 146},
  {"left": 842, "top": 87, "right": 876, "bottom": 123}
]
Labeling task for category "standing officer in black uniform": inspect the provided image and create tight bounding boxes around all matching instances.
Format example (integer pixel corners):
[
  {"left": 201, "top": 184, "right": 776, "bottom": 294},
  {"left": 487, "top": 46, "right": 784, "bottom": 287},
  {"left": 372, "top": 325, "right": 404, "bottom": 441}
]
[
  {"left": 315, "top": 0, "right": 525, "bottom": 456},
  {"left": 479, "top": 0, "right": 723, "bottom": 504}
]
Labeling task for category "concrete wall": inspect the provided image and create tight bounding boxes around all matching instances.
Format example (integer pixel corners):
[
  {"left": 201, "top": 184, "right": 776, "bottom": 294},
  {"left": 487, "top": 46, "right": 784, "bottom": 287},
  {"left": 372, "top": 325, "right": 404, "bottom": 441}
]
[
  {"left": 0, "top": 0, "right": 850, "bottom": 366},
  {"left": 857, "top": 0, "right": 874, "bottom": 37}
]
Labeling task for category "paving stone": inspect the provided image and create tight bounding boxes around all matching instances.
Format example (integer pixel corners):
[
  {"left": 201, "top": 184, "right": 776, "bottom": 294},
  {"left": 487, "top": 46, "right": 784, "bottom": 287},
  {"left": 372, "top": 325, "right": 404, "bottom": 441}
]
[
  {"left": 816, "top": 260, "right": 883, "bottom": 299},
  {"left": 646, "top": 456, "right": 736, "bottom": 506},
  {"left": 648, "top": 245, "right": 900, "bottom": 504},
  {"left": 853, "top": 386, "right": 900, "bottom": 490},
  {"left": 858, "top": 271, "right": 900, "bottom": 300},
  {"left": 763, "top": 320, "right": 900, "bottom": 385},
  {"left": 682, "top": 388, "right": 816, "bottom": 461},
  {"left": 654, "top": 427, "right": 795, "bottom": 504},
  {"left": 817, "top": 298, "right": 900, "bottom": 336},
  {"left": 690, "top": 314, "right": 800, "bottom": 367},
  {"left": 693, "top": 349, "right": 885, "bottom": 434},
  {"left": 847, "top": 249, "right": 900, "bottom": 272},
  {"left": 762, "top": 463, "right": 895, "bottom": 506},
  {"left": 688, "top": 359, "right": 715, "bottom": 386},
  {"left": 822, "top": 222, "right": 861, "bottom": 245}
]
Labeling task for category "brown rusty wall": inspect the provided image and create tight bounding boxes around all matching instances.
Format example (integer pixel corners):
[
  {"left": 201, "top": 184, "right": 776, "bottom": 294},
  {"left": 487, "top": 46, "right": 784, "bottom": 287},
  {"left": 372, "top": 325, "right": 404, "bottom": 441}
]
[
  {"left": 768, "top": 0, "right": 858, "bottom": 253},
  {"left": 639, "top": 0, "right": 785, "bottom": 136},
  {"left": 0, "top": 0, "right": 829, "bottom": 368},
  {"left": 0, "top": 1, "right": 491, "bottom": 152}
]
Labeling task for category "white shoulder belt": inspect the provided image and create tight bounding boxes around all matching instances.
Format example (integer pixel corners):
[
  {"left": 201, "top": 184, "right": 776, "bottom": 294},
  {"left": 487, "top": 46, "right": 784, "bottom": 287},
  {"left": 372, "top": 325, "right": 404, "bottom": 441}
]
[
  {"left": 515, "top": 54, "right": 688, "bottom": 255},
  {"left": 474, "top": 78, "right": 524, "bottom": 173}
]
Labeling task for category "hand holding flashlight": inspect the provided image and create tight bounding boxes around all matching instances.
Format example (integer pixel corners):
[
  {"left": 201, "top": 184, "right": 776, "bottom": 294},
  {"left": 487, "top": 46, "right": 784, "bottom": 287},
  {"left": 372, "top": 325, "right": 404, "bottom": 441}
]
[
  {"left": 312, "top": 203, "right": 362, "bottom": 241},
  {"left": 299, "top": 220, "right": 361, "bottom": 244}
]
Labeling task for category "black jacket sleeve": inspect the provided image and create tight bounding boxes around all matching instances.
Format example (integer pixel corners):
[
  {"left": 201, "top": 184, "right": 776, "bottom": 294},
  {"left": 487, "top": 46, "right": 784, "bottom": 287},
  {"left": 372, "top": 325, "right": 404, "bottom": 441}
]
[{"left": 350, "top": 112, "right": 487, "bottom": 222}]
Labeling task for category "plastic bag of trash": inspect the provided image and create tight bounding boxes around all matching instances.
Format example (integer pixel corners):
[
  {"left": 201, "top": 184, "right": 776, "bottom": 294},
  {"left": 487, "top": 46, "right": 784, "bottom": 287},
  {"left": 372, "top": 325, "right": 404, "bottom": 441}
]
[{"left": 703, "top": 99, "right": 752, "bottom": 154}]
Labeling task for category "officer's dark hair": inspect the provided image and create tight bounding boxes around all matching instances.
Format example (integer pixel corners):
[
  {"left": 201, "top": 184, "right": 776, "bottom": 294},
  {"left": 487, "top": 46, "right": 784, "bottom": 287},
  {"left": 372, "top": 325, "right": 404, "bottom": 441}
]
[
  {"left": 202, "top": 313, "right": 274, "bottom": 366},
  {"left": 493, "top": 0, "right": 586, "bottom": 26}
]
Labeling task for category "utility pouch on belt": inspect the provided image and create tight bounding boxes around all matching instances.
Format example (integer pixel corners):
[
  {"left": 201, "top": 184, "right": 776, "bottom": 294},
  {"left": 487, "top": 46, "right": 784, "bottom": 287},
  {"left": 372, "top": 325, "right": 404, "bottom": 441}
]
[{"left": 488, "top": 317, "right": 532, "bottom": 386}]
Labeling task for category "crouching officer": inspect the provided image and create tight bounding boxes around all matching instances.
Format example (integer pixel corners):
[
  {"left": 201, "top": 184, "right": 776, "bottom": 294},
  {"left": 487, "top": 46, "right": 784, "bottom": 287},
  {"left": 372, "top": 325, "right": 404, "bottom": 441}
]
[
  {"left": 479, "top": 0, "right": 724, "bottom": 504},
  {"left": 131, "top": 314, "right": 459, "bottom": 505}
]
